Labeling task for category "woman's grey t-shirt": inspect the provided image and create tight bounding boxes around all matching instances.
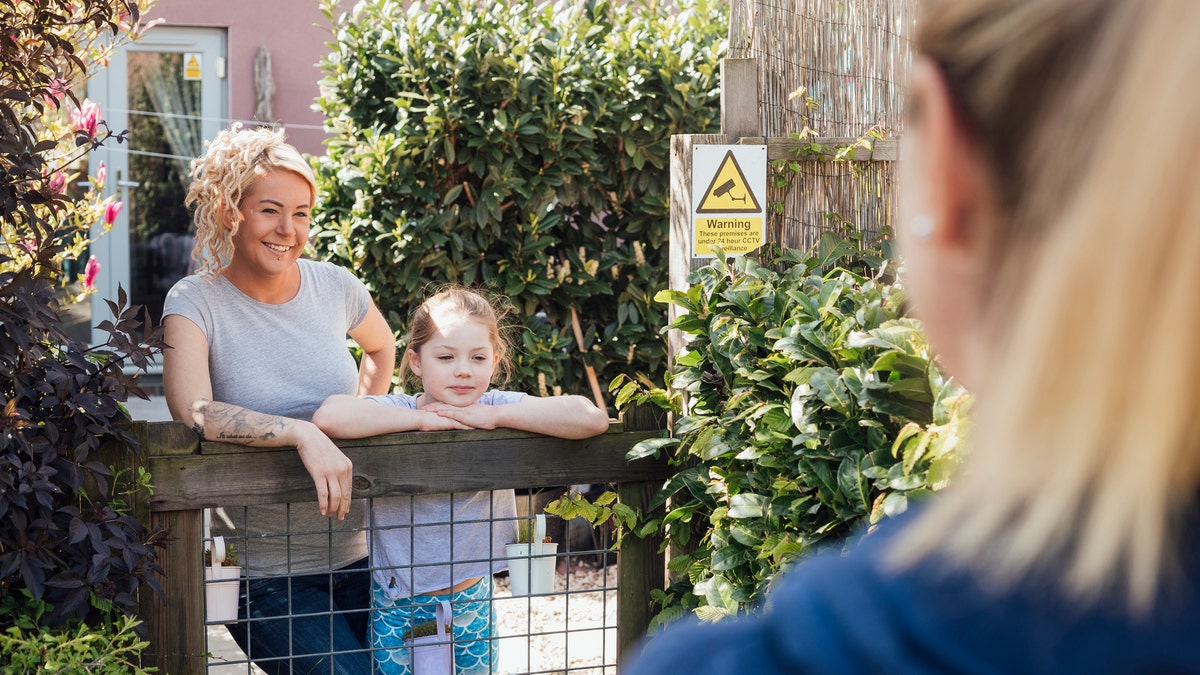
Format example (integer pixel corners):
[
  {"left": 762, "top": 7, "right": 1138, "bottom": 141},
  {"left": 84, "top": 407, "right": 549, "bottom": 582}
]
[
  {"left": 163, "top": 258, "right": 371, "bottom": 577},
  {"left": 363, "top": 390, "right": 523, "bottom": 599}
]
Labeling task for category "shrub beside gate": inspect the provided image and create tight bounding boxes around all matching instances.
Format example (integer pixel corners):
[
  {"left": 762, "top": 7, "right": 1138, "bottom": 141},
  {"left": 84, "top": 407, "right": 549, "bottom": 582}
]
[
  {"left": 311, "top": 0, "right": 727, "bottom": 400},
  {"left": 556, "top": 240, "right": 970, "bottom": 626}
]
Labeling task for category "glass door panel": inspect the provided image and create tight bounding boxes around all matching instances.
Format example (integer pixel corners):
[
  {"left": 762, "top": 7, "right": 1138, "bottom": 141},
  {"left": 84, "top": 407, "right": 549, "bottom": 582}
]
[
  {"left": 126, "top": 51, "right": 202, "bottom": 326},
  {"left": 86, "top": 27, "right": 225, "bottom": 350}
]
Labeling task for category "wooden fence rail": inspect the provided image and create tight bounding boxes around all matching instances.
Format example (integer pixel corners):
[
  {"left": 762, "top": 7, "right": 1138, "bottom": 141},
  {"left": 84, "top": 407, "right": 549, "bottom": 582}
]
[{"left": 119, "top": 405, "right": 671, "bottom": 674}]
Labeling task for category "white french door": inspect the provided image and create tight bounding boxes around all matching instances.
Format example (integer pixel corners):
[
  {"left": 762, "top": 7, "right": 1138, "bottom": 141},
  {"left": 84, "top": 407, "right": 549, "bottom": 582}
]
[{"left": 86, "top": 27, "right": 226, "bottom": 350}]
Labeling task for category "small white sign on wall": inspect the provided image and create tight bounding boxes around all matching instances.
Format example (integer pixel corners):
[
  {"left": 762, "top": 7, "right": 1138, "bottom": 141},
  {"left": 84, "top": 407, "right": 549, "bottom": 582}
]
[{"left": 183, "top": 53, "right": 202, "bottom": 81}]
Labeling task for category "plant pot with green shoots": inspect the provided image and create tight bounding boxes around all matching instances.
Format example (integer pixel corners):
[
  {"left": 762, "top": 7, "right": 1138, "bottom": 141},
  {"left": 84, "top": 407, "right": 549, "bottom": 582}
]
[
  {"left": 506, "top": 514, "right": 557, "bottom": 596},
  {"left": 205, "top": 535, "right": 242, "bottom": 623}
]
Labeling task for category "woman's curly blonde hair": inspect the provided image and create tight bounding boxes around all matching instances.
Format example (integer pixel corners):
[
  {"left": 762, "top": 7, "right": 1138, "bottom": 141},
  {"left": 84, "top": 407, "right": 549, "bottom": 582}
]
[{"left": 185, "top": 123, "right": 317, "bottom": 278}]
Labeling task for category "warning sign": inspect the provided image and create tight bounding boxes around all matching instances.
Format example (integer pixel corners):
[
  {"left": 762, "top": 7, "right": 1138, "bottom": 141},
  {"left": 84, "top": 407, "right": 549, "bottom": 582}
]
[
  {"left": 183, "top": 53, "right": 202, "bottom": 81},
  {"left": 692, "top": 145, "right": 766, "bottom": 257},
  {"left": 697, "top": 150, "right": 762, "bottom": 213}
]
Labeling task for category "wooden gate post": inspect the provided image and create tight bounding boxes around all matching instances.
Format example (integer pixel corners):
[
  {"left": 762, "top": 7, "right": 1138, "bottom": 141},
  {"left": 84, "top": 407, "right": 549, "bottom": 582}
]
[
  {"left": 616, "top": 404, "right": 669, "bottom": 662},
  {"left": 136, "top": 422, "right": 206, "bottom": 674}
]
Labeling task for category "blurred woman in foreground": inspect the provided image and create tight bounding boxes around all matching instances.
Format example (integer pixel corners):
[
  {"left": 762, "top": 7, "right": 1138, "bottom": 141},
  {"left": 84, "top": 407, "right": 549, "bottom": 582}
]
[{"left": 626, "top": 1, "right": 1200, "bottom": 672}]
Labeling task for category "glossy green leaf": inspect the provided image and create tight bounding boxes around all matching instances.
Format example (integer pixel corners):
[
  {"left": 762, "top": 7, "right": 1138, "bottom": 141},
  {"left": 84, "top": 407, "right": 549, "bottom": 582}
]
[{"left": 728, "top": 493, "right": 768, "bottom": 519}]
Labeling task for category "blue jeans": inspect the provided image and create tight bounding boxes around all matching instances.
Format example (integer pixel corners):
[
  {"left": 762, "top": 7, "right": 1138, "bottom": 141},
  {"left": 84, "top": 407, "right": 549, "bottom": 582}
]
[{"left": 226, "top": 557, "right": 372, "bottom": 675}]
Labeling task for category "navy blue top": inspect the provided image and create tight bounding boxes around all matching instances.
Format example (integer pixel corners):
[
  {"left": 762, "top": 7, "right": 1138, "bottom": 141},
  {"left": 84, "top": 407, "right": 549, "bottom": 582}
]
[{"left": 625, "top": 509, "right": 1200, "bottom": 674}]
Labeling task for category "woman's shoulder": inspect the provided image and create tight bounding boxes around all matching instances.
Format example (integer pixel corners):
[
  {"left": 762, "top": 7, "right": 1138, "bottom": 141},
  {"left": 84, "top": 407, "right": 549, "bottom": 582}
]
[
  {"left": 166, "top": 271, "right": 210, "bottom": 294},
  {"left": 757, "top": 509, "right": 1200, "bottom": 673},
  {"left": 164, "top": 272, "right": 222, "bottom": 309},
  {"left": 298, "top": 258, "right": 367, "bottom": 296},
  {"left": 298, "top": 258, "right": 357, "bottom": 281}
]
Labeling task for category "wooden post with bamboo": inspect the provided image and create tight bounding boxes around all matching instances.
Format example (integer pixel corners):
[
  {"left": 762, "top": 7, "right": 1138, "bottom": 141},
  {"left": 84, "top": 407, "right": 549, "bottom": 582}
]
[{"left": 570, "top": 304, "right": 607, "bottom": 411}]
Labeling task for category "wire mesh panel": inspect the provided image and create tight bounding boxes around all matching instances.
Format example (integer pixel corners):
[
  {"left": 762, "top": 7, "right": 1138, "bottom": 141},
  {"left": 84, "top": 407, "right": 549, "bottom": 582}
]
[
  {"left": 495, "top": 490, "right": 619, "bottom": 675},
  {"left": 729, "top": 0, "right": 918, "bottom": 249},
  {"left": 201, "top": 489, "right": 620, "bottom": 675}
]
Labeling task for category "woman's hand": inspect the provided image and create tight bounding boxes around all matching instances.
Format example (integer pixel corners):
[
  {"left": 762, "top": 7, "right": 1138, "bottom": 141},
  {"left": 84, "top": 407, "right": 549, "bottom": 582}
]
[{"left": 293, "top": 421, "right": 355, "bottom": 520}]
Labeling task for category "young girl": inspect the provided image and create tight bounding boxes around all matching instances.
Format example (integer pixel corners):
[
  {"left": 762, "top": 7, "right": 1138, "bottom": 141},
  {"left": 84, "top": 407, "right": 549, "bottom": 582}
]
[{"left": 313, "top": 286, "right": 610, "bottom": 675}]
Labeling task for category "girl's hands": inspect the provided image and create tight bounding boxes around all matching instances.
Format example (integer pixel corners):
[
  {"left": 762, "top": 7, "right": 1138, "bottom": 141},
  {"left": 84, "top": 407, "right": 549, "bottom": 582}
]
[
  {"left": 420, "top": 401, "right": 499, "bottom": 429},
  {"left": 421, "top": 396, "right": 609, "bottom": 439},
  {"left": 413, "top": 408, "right": 473, "bottom": 431}
]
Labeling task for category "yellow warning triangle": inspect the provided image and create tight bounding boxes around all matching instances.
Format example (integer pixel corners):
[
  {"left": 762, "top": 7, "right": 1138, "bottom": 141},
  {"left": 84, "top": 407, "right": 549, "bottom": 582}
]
[
  {"left": 184, "top": 55, "right": 201, "bottom": 79},
  {"left": 696, "top": 150, "right": 762, "bottom": 214}
]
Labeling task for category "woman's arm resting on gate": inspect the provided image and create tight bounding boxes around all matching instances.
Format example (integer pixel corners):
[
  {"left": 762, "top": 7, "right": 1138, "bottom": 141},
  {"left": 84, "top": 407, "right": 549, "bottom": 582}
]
[{"left": 162, "top": 314, "right": 357, "bottom": 519}]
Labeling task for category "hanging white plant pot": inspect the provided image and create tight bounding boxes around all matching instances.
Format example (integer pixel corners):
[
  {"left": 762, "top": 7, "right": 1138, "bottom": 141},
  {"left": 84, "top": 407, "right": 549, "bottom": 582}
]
[
  {"left": 204, "top": 535, "right": 242, "bottom": 623},
  {"left": 205, "top": 564, "right": 242, "bottom": 623},
  {"left": 506, "top": 514, "right": 557, "bottom": 596}
]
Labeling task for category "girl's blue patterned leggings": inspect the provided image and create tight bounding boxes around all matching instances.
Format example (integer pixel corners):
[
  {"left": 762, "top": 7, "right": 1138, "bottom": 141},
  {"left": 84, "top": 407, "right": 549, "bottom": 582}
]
[{"left": 371, "top": 576, "right": 496, "bottom": 675}]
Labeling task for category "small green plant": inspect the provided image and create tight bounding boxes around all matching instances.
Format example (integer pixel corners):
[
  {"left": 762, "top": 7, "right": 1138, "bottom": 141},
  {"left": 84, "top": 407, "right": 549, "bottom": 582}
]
[
  {"left": 204, "top": 543, "right": 238, "bottom": 567},
  {"left": 515, "top": 518, "right": 553, "bottom": 545},
  {"left": 545, "top": 489, "right": 639, "bottom": 546},
  {"left": 402, "top": 618, "right": 449, "bottom": 641},
  {"left": 0, "top": 592, "right": 155, "bottom": 674}
]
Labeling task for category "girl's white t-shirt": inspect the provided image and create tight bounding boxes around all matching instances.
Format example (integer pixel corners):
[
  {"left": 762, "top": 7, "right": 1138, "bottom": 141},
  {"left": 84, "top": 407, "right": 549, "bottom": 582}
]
[{"left": 363, "top": 390, "right": 524, "bottom": 598}]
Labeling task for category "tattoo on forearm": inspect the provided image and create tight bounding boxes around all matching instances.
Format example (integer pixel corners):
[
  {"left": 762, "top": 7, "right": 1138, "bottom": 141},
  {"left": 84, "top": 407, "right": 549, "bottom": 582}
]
[
  {"left": 192, "top": 400, "right": 291, "bottom": 445},
  {"left": 216, "top": 432, "right": 257, "bottom": 440},
  {"left": 191, "top": 423, "right": 206, "bottom": 440}
]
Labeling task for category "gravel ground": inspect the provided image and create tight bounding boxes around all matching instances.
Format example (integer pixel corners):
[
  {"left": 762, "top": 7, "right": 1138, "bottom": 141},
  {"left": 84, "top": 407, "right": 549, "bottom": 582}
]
[
  {"left": 206, "top": 561, "right": 620, "bottom": 675},
  {"left": 493, "top": 561, "right": 620, "bottom": 675}
]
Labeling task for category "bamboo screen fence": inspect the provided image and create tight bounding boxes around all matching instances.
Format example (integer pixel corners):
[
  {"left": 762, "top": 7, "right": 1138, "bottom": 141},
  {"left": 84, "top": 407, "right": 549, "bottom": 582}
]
[{"left": 730, "top": 0, "right": 918, "bottom": 250}]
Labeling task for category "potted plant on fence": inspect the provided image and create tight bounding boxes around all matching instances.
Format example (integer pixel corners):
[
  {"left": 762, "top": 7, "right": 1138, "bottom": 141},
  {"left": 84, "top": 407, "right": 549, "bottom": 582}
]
[
  {"left": 204, "top": 536, "right": 242, "bottom": 623},
  {"left": 506, "top": 514, "right": 557, "bottom": 596}
]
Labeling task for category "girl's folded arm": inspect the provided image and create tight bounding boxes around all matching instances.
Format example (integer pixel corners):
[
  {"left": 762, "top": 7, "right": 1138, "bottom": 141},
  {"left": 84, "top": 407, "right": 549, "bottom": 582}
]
[
  {"left": 313, "top": 395, "right": 436, "bottom": 438},
  {"left": 491, "top": 394, "right": 611, "bottom": 438}
]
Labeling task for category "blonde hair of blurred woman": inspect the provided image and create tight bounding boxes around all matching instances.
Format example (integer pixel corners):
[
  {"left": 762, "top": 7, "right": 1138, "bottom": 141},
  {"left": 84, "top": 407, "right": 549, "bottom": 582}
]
[
  {"left": 185, "top": 123, "right": 317, "bottom": 278},
  {"left": 894, "top": 0, "right": 1200, "bottom": 612}
]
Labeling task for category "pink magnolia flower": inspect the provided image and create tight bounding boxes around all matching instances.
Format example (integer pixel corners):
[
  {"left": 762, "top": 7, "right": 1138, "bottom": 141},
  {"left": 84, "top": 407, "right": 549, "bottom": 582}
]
[
  {"left": 47, "top": 171, "right": 66, "bottom": 194},
  {"left": 83, "top": 256, "right": 100, "bottom": 291},
  {"left": 70, "top": 99, "right": 101, "bottom": 137},
  {"left": 95, "top": 161, "right": 106, "bottom": 187},
  {"left": 102, "top": 200, "right": 123, "bottom": 225},
  {"left": 44, "top": 78, "right": 69, "bottom": 105}
]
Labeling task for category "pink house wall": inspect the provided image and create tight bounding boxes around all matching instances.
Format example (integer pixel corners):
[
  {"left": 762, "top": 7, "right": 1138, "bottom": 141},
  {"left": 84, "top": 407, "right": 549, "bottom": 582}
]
[{"left": 145, "top": 0, "right": 353, "bottom": 155}]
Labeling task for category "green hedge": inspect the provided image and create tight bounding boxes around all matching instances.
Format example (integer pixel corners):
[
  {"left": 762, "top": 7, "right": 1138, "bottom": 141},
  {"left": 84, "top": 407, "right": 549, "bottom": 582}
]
[
  {"left": 311, "top": 0, "right": 725, "bottom": 398},
  {"left": 616, "top": 240, "right": 969, "bottom": 623}
]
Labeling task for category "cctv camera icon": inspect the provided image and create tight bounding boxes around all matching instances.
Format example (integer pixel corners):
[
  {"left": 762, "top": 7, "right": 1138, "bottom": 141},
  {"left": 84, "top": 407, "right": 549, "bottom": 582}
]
[{"left": 712, "top": 179, "right": 746, "bottom": 204}]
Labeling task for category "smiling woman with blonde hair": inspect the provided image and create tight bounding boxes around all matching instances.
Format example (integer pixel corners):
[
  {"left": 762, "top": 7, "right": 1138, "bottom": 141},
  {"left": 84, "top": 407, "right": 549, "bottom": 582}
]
[
  {"left": 626, "top": 1, "right": 1200, "bottom": 672},
  {"left": 163, "top": 123, "right": 395, "bottom": 674}
]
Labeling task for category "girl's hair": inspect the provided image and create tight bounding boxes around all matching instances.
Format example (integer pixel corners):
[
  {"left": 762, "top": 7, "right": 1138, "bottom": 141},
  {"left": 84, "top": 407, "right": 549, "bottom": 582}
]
[
  {"left": 400, "top": 286, "right": 514, "bottom": 389},
  {"left": 894, "top": 0, "right": 1200, "bottom": 611},
  {"left": 185, "top": 123, "right": 317, "bottom": 278}
]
